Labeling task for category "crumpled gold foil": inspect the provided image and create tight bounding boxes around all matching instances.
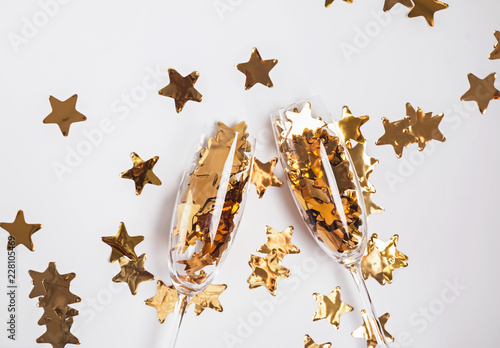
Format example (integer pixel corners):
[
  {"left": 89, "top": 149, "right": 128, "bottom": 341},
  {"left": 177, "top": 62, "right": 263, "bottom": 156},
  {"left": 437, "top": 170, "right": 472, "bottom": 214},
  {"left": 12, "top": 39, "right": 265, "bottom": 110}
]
[
  {"left": 43, "top": 95, "right": 87, "bottom": 137},
  {"left": 0, "top": 210, "right": 42, "bottom": 251},
  {"left": 158, "top": 68, "right": 202, "bottom": 113},
  {"left": 189, "top": 284, "right": 227, "bottom": 316},
  {"left": 36, "top": 307, "right": 80, "bottom": 348},
  {"left": 101, "top": 222, "right": 144, "bottom": 263},
  {"left": 490, "top": 31, "right": 500, "bottom": 60},
  {"left": 257, "top": 225, "right": 300, "bottom": 260},
  {"left": 407, "top": 0, "right": 448, "bottom": 27},
  {"left": 247, "top": 249, "right": 290, "bottom": 296},
  {"left": 120, "top": 152, "right": 162, "bottom": 195},
  {"left": 312, "top": 286, "right": 353, "bottom": 329},
  {"left": 112, "top": 254, "right": 155, "bottom": 295},
  {"left": 250, "top": 157, "right": 284, "bottom": 198},
  {"left": 376, "top": 117, "right": 416, "bottom": 159},
  {"left": 461, "top": 73, "right": 500, "bottom": 114},
  {"left": 304, "top": 334, "right": 332, "bottom": 348},
  {"left": 352, "top": 311, "right": 394, "bottom": 348},
  {"left": 336, "top": 106, "right": 369, "bottom": 148},
  {"left": 236, "top": 48, "right": 277, "bottom": 90}
]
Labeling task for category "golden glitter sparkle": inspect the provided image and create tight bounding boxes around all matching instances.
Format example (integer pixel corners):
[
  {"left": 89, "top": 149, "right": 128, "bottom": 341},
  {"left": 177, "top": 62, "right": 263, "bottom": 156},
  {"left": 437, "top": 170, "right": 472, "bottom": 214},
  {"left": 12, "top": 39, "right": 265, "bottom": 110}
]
[
  {"left": 120, "top": 152, "right": 162, "bottom": 195},
  {"left": 461, "top": 73, "right": 500, "bottom": 114},
  {"left": 43, "top": 95, "right": 87, "bottom": 137},
  {"left": 101, "top": 222, "right": 144, "bottom": 263},
  {"left": 250, "top": 157, "right": 284, "bottom": 198},
  {"left": 313, "top": 286, "right": 353, "bottom": 329},
  {"left": 236, "top": 47, "right": 277, "bottom": 90},
  {"left": 158, "top": 68, "right": 202, "bottom": 113},
  {"left": 0, "top": 210, "right": 42, "bottom": 251}
]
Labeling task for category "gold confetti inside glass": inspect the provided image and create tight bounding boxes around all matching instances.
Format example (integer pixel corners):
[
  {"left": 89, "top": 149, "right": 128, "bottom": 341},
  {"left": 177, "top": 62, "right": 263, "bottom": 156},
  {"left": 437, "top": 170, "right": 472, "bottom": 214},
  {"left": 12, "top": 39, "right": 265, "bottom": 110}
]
[
  {"left": 165, "top": 124, "right": 255, "bottom": 348},
  {"left": 271, "top": 97, "right": 391, "bottom": 347}
]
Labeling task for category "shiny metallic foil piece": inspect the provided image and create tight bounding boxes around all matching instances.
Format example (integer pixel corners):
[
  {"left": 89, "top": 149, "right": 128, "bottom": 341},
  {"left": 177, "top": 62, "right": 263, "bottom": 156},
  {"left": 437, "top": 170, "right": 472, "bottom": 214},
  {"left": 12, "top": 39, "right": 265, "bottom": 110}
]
[
  {"left": 101, "top": 222, "right": 144, "bottom": 263},
  {"left": 352, "top": 311, "right": 394, "bottom": 348},
  {"left": 383, "top": 0, "right": 413, "bottom": 12},
  {"left": 304, "top": 334, "right": 332, "bottom": 348},
  {"left": 120, "top": 152, "right": 162, "bottom": 195},
  {"left": 158, "top": 68, "right": 202, "bottom": 113},
  {"left": 461, "top": 73, "right": 500, "bottom": 114},
  {"left": 236, "top": 47, "right": 277, "bottom": 90},
  {"left": 112, "top": 254, "right": 155, "bottom": 295},
  {"left": 312, "top": 286, "right": 353, "bottom": 329},
  {"left": 257, "top": 225, "right": 300, "bottom": 260},
  {"left": 0, "top": 210, "right": 42, "bottom": 251},
  {"left": 490, "top": 31, "right": 500, "bottom": 60},
  {"left": 250, "top": 157, "right": 284, "bottom": 198},
  {"left": 407, "top": 0, "right": 448, "bottom": 27},
  {"left": 43, "top": 94, "right": 87, "bottom": 137},
  {"left": 247, "top": 249, "right": 290, "bottom": 296}
]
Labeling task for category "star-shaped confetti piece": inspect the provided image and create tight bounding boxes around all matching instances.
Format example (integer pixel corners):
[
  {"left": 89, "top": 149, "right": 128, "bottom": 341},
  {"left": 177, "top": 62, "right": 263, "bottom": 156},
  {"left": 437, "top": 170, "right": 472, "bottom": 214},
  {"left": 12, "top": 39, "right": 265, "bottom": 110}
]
[
  {"left": 361, "top": 234, "right": 408, "bottom": 285},
  {"left": 363, "top": 191, "right": 384, "bottom": 217},
  {"left": 248, "top": 250, "right": 290, "bottom": 296},
  {"left": 285, "top": 102, "right": 326, "bottom": 137},
  {"left": 461, "top": 73, "right": 500, "bottom": 114},
  {"left": 337, "top": 106, "right": 369, "bottom": 148},
  {"left": 112, "top": 254, "right": 154, "bottom": 295},
  {"left": 383, "top": 0, "right": 413, "bottom": 12},
  {"left": 408, "top": 0, "right": 448, "bottom": 26},
  {"left": 0, "top": 210, "right": 42, "bottom": 251},
  {"left": 313, "top": 286, "right": 353, "bottom": 329},
  {"left": 29, "top": 262, "right": 75, "bottom": 299},
  {"left": 304, "top": 334, "right": 332, "bottom": 348},
  {"left": 145, "top": 280, "right": 178, "bottom": 323},
  {"left": 101, "top": 222, "right": 144, "bottom": 263},
  {"left": 120, "top": 152, "right": 162, "bottom": 195},
  {"left": 39, "top": 275, "right": 81, "bottom": 310},
  {"left": 375, "top": 117, "right": 416, "bottom": 158},
  {"left": 36, "top": 307, "right": 80, "bottom": 348},
  {"left": 158, "top": 68, "right": 202, "bottom": 113},
  {"left": 250, "top": 157, "right": 284, "bottom": 198},
  {"left": 236, "top": 47, "right": 277, "bottom": 90},
  {"left": 408, "top": 108, "right": 446, "bottom": 151},
  {"left": 490, "top": 31, "right": 500, "bottom": 60},
  {"left": 352, "top": 311, "right": 394, "bottom": 348},
  {"left": 257, "top": 225, "right": 300, "bottom": 260},
  {"left": 348, "top": 142, "right": 378, "bottom": 193},
  {"left": 43, "top": 95, "right": 87, "bottom": 137},
  {"left": 189, "top": 284, "right": 227, "bottom": 316}
]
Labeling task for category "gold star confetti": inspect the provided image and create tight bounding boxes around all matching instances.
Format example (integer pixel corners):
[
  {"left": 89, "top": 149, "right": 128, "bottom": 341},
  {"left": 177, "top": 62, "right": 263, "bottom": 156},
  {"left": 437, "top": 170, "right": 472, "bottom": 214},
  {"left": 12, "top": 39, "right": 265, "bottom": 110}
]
[
  {"left": 461, "top": 73, "right": 500, "bottom": 114},
  {"left": 43, "top": 95, "right": 87, "bottom": 137},
  {"left": 383, "top": 0, "right": 413, "bottom": 12},
  {"left": 352, "top": 311, "right": 394, "bottom": 348},
  {"left": 145, "top": 280, "right": 178, "bottom": 323},
  {"left": 490, "top": 31, "right": 500, "bottom": 60},
  {"left": 36, "top": 307, "right": 80, "bottom": 348},
  {"left": 29, "top": 262, "right": 69, "bottom": 299},
  {"left": 375, "top": 117, "right": 416, "bottom": 158},
  {"left": 363, "top": 191, "right": 384, "bottom": 216},
  {"left": 407, "top": 0, "right": 448, "bottom": 26},
  {"left": 248, "top": 249, "right": 290, "bottom": 296},
  {"left": 250, "top": 157, "right": 284, "bottom": 198},
  {"left": 257, "top": 225, "right": 300, "bottom": 260},
  {"left": 348, "top": 142, "right": 377, "bottom": 193},
  {"left": 325, "top": 0, "right": 353, "bottom": 7},
  {"left": 120, "top": 152, "right": 162, "bottom": 195},
  {"left": 285, "top": 103, "right": 326, "bottom": 137},
  {"left": 39, "top": 276, "right": 81, "bottom": 311},
  {"left": 0, "top": 210, "right": 42, "bottom": 251},
  {"left": 101, "top": 222, "right": 144, "bottom": 263},
  {"left": 337, "top": 106, "right": 369, "bottom": 148},
  {"left": 304, "top": 334, "right": 332, "bottom": 348},
  {"left": 313, "top": 286, "right": 353, "bottom": 329},
  {"left": 158, "top": 68, "right": 202, "bottom": 113},
  {"left": 189, "top": 284, "right": 227, "bottom": 316},
  {"left": 236, "top": 47, "right": 277, "bottom": 90},
  {"left": 112, "top": 254, "right": 154, "bottom": 295},
  {"left": 408, "top": 107, "right": 446, "bottom": 151},
  {"left": 361, "top": 234, "right": 408, "bottom": 285},
  {"left": 37, "top": 305, "right": 79, "bottom": 326}
]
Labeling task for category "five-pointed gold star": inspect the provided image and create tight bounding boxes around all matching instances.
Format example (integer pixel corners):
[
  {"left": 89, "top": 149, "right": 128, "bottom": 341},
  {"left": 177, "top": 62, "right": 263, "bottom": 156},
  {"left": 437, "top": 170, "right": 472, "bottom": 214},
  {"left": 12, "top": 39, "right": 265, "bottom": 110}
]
[
  {"left": 352, "top": 311, "right": 394, "bottom": 348},
  {"left": 158, "top": 68, "right": 202, "bottom": 113},
  {"left": 189, "top": 284, "right": 227, "bottom": 316},
  {"left": 236, "top": 47, "right": 278, "bottom": 90},
  {"left": 375, "top": 117, "right": 416, "bottom": 158},
  {"left": 383, "top": 0, "right": 413, "bottom": 12},
  {"left": 101, "top": 222, "right": 144, "bottom": 263},
  {"left": 325, "top": 0, "right": 353, "bottom": 7},
  {"left": 250, "top": 157, "right": 284, "bottom": 198},
  {"left": 120, "top": 152, "right": 162, "bottom": 195},
  {"left": 409, "top": 108, "right": 446, "bottom": 150},
  {"left": 43, "top": 94, "right": 87, "bottom": 136},
  {"left": 337, "top": 106, "right": 369, "bottom": 148},
  {"left": 461, "top": 73, "right": 500, "bottom": 114},
  {"left": 361, "top": 234, "right": 409, "bottom": 285},
  {"left": 248, "top": 249, "right": 290, "bottom": 296},
  {"left": 490, "top": 31, "right": 500, "bottom": 60},
  {"left": 285, "top": 102, "right": 326, "bottom": 137},
  {"left": 28, "top": 262, "right": 75, "bottom": 299},
  {"left": 363, "top": 191, "right": 384, "bottom": 217},
  {"left": 145, "top": 280, "right": 179, "bottom": 323},
  {"left": 0, "top": 210, "right": 42, "bottom": 251},
  {"left": 36, "top": 307, "right": 80, "bottom": 348},
  {"left": 304, "top": 334, "right": 332, "bottom": 348},
  {"left": 408, "top": 0, "right": 448, "bottom": 27},
  {"left": 112, "top": 254, "right": 155, "bottom": 295},
  {"left": 313, "top": 286, "right": 353, "bottom": 329},
  {"left": 38, "top": 274, "right": 81, "bottom": 310},
  {"left": 258, "top": 225, "right": 300, "bottom": 260},
  {"left": 348, "top": 142, "right": 378, "bottom": 193}
]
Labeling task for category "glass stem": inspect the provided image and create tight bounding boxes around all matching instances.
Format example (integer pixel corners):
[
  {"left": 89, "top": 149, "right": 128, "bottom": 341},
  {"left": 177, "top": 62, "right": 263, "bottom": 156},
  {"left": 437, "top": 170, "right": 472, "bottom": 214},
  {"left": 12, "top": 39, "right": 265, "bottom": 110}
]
[
  {"left": 165, "top": 293, "right": 190, "bottom": 348},
  {"left": 347, "top": 262, "right": 391, "bottom": 348}
]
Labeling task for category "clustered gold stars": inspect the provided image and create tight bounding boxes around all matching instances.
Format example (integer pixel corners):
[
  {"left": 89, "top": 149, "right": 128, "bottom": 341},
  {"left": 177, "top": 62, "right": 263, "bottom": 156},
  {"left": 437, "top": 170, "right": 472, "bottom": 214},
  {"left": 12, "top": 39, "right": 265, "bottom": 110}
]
[
  {"left": 29, "top": 262, "right": 81, "bottom": 348},
  {"left": 247, "top": 225, "right": 299, "bottom": 296}
]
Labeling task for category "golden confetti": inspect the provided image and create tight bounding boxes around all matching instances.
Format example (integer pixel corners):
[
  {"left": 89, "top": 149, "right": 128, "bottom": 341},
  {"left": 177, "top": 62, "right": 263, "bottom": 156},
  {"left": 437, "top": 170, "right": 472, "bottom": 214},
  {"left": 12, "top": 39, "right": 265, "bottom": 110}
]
[
  {"left": 236, "top": 47, "right": 277, "bottom": 90},
  {"left": 348, "top": 142, "right": 377, "bottom": 193},
  {"left": 304, "top": 334, "right": 332, "bottom": 348},
  {"left": 407, "top": 0, "right": 448, "bottom": 26},
  {"left": 120, "top": 152, "right": 162, "bottom": 195},
  {"left": 490, "top": 31, "right": 500, "bottom": 60},
  {"left": 325, "top": 0, "right": 353, "bottom": 7},
  {"left": 101, "top": 222, "right": 144, "bottom": 263},
  {"left": 461, "top": 73, "right": 500, "bottom": 114},
  {"left": 248, "top": 250, "right": 290, "bottom": 296},
  {"left": 257, "top": 225, "right": 300, "bottom": 260},
  {"left": 362, "top": 191, "right": 384, "bottom": 216},
  {"left": 0, "top": 210, "right": 42, "bottom": 251},
  {"left": 36, "top": 307, "right": 80, "bottom": 348},
  {"left": 112, "top": 254, "right": 154, "bottom": 295},
  {"left": 408, "top": 107, "right": 446, "bottom": 151},
  {"left": 383, "top": 0, "right": 413, "bottom": 12},
  {"left": 29, "top": 263, "right": 71, "bottom": 299},
  {"left": 250, "top": 157, "right": 284, "bottom": 198},
  {"left": 361, "top": 234, "right": 408, "bottom": 285},
  {"left": 145, "top": 280, "right": 178, "bottom": 323},
  {"left": 285, "top": 103, "right": 325, "bottom": 137},
  {"left": 337, "top": 106, "right": 369, "bottom": 148},
  {"left": 313, "top": 286, "right": 353, "bottom": 329},
  {"left": 352, "top": 311, "right": 394, "bottom": 348},
  {"left": 38, "top": 276, "right": 81, "bottom": 310},
  {"left": 158, "top": 68, "right": 202, "bottom": 113},
  {"left": 189, "top": 284, "right": 227, "bottom": 316},
  {"left": 375, "top": 117, "right": 416, "bottom": 158},
  {"left": 43, "top": 95, "right": 87, "bottom": 137}
]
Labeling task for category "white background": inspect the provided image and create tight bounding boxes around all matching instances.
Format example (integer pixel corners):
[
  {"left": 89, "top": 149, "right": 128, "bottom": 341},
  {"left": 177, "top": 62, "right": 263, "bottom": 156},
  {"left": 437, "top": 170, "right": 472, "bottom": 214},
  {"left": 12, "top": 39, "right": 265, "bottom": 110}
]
[{"left": 0, "top": 0, "right": 499, "bottom": 347}]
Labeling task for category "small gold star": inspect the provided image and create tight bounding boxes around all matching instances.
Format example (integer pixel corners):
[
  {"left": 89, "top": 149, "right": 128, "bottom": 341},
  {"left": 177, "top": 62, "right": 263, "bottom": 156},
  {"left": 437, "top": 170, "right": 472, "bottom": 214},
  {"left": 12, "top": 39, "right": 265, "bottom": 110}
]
[
  {"left": 120, "top": 152, "right": 162, "bottom": 195},
  {"left": 490, "top": 31, "right": 500, "bottom": 60},
  {"left": 158, "top": 68, "right": 202, "bottom": 113},
  {"left": 236, "top": 47, "right": 277, "bottom": 90},
  {"left": 248, "top": 250, "right": 290, "bottom": 296},
  {"left": 101, "top": 222, "right": 144, "bottom": 263},
  {"left": 337, "top": 106, "right": 369, "bottom": 148},
  {"left": 28, "top": 262, "right": 75, "bottom": 299},
  {"left": 189, "top": 284, "right": 227, "bottom": 316},
  {"left": 313, "top": 286, "right": 353, "bottom": 329},
  {"left": 348, "top": 142, "right": 378, "bottom": 193},
  {"left": 408, "top": 0, "right": 448, "bottom": 27},
  {"left": 352, "top": 311, "right": 394, "bottom": 348},
  {"left": 43, "top": 94, "right": 87, "bottom": 136},
  {"left": 250, "top": 157, "right": 284, "bottom": 198},
  {"left": 304, "top": 334, "right": 332, "bottom": 348},
  {"left": 363, "top": 191, "right": 384, "bottom": 217},
  {"left": 0, "top": 210, "right": 42, "bottom": 251},
  {"left": 36, "top": 307, "right": 80, "bottom": 348},
  {"left": 325, "top": 0, "right": 353, "bottom": 7},
  {"left": 408, "top": 108, "right": 446, "bottom": 151},
  {"left": 257, "top": 225, "right": 300, "bottom": 260},
  {"left": 461, "top": 73, "right": 500, "bottom": 114},
  {"left": 112, "top": 254, "right": 155, "bottom": 295},
  {"left": 375, "top": 117, "right": 416, "bottom": 158},
  {"left": 383, "top": 0, "right": 413, "bottom": 12},
  {"left": 285, "top": 102, "right": 326, "bottom": 137},
  {"left": 145, "top": 280, "right": 178, "bottom": 323}
]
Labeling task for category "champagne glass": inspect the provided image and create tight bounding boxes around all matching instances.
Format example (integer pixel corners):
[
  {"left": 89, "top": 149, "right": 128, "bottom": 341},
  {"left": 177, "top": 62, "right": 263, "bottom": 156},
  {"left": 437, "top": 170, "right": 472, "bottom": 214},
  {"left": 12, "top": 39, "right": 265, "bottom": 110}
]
[
  {"left": 271, "top": 97, "right": 391, "bottom": 347},
  {"left": 165, "top": 123, "right": 255, "bottom": 348}
]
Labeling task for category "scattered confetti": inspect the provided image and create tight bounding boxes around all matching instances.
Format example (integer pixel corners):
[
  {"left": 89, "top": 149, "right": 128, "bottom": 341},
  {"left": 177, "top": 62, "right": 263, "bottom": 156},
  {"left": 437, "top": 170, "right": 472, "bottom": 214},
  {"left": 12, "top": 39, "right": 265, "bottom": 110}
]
[
  {"left": 120, "top": 152, "right": 162, "bottom": 195},
  {"left": 383, "top": 0, "right": 413, "bottom": 12},
  {"left": 304, "top": 334, "right": 332, "bottom": 348},
  {"left": 189, "top": 284, "right": 227, "bottom": 316},
  {"left": 248, "top": 250, "right": 290, "bottom": 296},
  {"left": 352, "top": 311, "right": 394, "bottom": 348},
  {"left": 112, "top": 254, "right": 155, "bottom": 295},
  {"left": 461, "top": 73, "right": 500, "bottom": 114},
  {"left": 257, "top": 225, "right": 300, "bottom": 260},
  {"left": 101, "top": 222, "right": 144, "bottom": 263},
  {"left": 0, "top": 210, "right": 42, "bottom": 251},
  {"left": 145, "top": 281, "right": 178, "bottom": 323},
  {"left": 43, "top": 95, "right": 87, "bottom": 137},
  {"left": 408, "top": 0, "right": 448, "bottom": 27},
  {"left": 250, "top": 157, "right": 284, "bottom": 198},
  {"left": 336, "top": 106, "right": 369, "bottom": 148},
  {"left": 312, "top": 286, "right": 353, "bottom": 329},
  {"left": 236, "top": 47, "right": 277, "bottom": 90},
  {"left": 490, "top": 31, "right": 500, "bottom": 60},
  {"left": 158, "top": 68, "right": 202, "bottom": 113}
]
